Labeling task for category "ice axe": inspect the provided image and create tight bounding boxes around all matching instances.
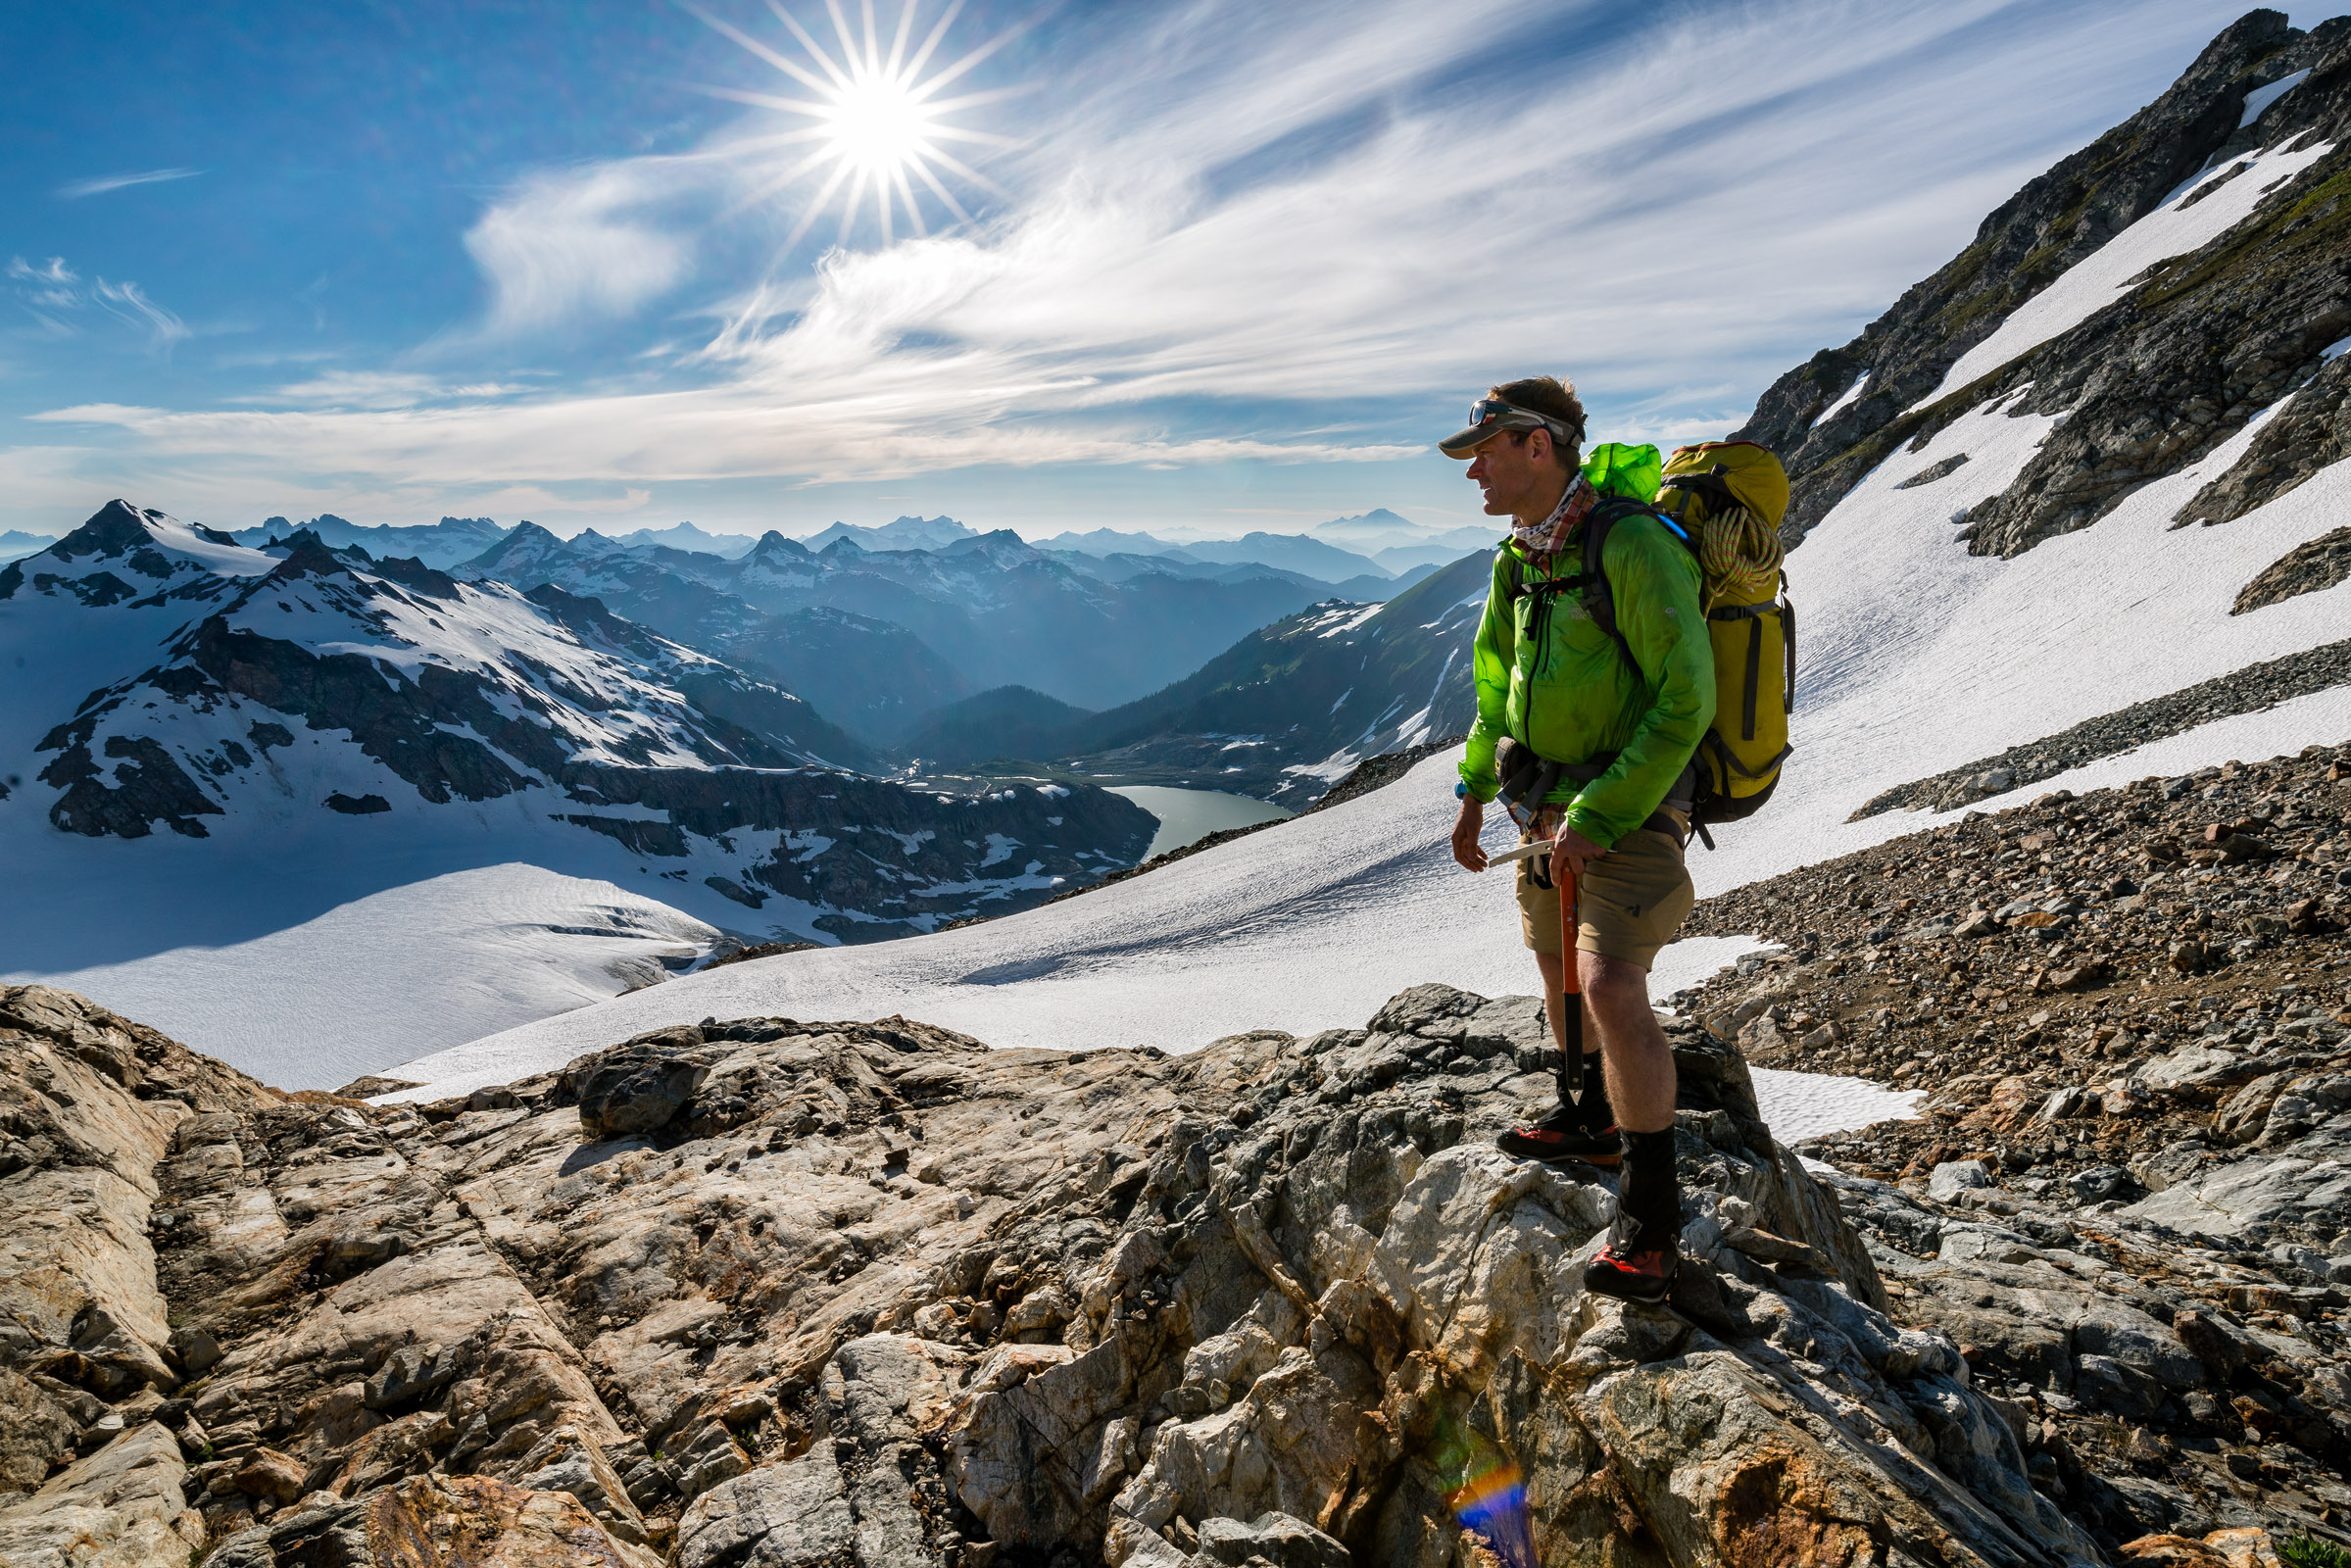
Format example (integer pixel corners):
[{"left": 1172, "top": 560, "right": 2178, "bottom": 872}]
[{"left": 1558, "top": 855, "right": 1583, "bottom": 1066}]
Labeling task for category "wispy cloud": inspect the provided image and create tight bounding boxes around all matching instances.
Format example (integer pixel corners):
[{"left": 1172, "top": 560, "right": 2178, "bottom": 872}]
[
  {"left": 241, "top": 369, "right": 534, "bottom": 410},
  {"left": 57, "top": 168, "right": 204, "bottom": 200},
  {"left": 9, "top": 0, "right": 2256, "bottom": 510},
  {"left": 460, "top": 160, "right": 707, "bottom": 338},
  {"left": 8, "top": 257, "right": 188, "bottom": 351}
]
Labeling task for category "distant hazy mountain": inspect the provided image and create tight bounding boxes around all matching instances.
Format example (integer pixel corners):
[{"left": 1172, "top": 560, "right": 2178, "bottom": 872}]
[
  {"left": 1182, "top": 530, "right": 1391, "bottom": 582},
  {"left": 1048, "top": 546, "right": 1436, "bottom": 605},
  {"left": 1308, "top": 508, "right": 1494, "bottom": 571},
  {"left": 725, "top": 606, "right": 972, "bottom": 743},
  {"left": 1372, "top": 538, "right": 1496, "bottom": 574},
  {"left": 1309, "top": 507, "right": 1427, "bottom": 549},
  {"left": 1056, "top": 548, "right": 1494, "bottom": 804},
  {"left": 899, "top": 685, "right": 1097, "bottom": 768},
  {"left": 1031, "top": 526, "right": 1195, "bottom": 559},
  {"left": 0, "top": 530, "right": 57, "bottom": 563},
  {"left": 800, "top": 514, "right": 979, "bottom": 552},
  {"left": 228, "top": 513, "right": 508, "bottom": 567},
  {"left": 612, "top": 521, "right": 760, "bottom": 557}
]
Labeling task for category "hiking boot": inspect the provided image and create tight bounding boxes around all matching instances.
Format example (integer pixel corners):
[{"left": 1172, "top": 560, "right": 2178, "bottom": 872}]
[
  {"left": 1496, "top": 1112, "right": 1622, "bottom": 1168},
  {"left": 1583, "top": 1238, "right": 1677, "bottom": 1307}
]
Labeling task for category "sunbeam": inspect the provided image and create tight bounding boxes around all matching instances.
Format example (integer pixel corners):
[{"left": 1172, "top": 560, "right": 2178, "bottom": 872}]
[{"left": 689, "top": 0, "right": 1031, "bottom": 252}]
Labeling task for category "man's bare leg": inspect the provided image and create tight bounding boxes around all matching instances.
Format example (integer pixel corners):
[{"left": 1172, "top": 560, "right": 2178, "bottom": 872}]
[
  {"left": 1578, "top": 948, "right": 1683, "bottom": 1293},
  {"left": 1579, "top": 952, "right": 1675, "bottom": 1133}
]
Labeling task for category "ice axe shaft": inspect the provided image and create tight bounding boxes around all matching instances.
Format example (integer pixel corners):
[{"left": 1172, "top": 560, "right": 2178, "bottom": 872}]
[{"left": 1560, "top": 861, "right": 1582, "bottom": 1065}]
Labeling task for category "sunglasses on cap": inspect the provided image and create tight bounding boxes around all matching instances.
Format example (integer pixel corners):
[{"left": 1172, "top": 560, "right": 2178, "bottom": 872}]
[
  {"left": 1439, "top": 398, "right": 1578, "bottom": 458},
  {"left": 1467, "top": 399, "right": 1572, "bottom": 439}
]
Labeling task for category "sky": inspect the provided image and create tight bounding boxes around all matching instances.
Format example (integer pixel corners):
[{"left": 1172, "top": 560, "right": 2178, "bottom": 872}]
[{"left": 0, "top": 0, "right": 2321, "bottom": 543}]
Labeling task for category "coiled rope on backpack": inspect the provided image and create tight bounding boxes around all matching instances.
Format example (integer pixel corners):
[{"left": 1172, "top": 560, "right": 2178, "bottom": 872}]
[{"left": 1696, "top": 503, "right": 1783, "bottom": 611}]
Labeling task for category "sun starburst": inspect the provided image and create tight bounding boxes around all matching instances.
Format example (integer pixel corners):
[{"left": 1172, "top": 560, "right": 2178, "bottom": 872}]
[{"left": 690, "top": 0, "right": 1029, "bottom": 251}]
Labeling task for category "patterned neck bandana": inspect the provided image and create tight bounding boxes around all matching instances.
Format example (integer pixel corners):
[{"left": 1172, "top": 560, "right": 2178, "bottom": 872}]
[{"left": 1511, "top": 473, "right": 1595, "bottom": 561}]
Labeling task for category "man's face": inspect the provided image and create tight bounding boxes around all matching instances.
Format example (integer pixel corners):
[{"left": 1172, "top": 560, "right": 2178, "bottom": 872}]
[{"left": 1463, "top": 427, "right": 1553, "bottom": 516}]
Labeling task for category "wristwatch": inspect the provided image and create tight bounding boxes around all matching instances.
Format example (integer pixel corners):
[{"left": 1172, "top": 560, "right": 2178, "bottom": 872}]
[{"left": 1454, "top": 780, "right": 1469, "bottom": 799}]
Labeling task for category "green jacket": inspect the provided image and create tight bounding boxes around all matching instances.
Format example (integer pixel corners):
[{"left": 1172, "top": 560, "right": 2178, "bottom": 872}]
[{"left": 1459, "top": 514, "right": 1715, "bottom": 847}]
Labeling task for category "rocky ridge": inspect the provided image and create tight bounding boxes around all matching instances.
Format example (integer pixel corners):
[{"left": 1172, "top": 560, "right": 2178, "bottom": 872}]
[
  {"left": 0, "top": 972, "right": 2154, "bottom": 1568},
  {"left": 1678, "top": 740, "right": 2351, "bottom": 1542},
  {"left": 1740, "top": 10, "right": 2351, "bottom": 553}
]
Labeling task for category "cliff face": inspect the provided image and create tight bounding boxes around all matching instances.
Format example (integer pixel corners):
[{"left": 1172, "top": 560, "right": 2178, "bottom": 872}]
[
  {"left": 1740, "top": 10, "right": 2351, "bottom": 553},
  {"left": 0, "top": 978, "right": 2113, "bottom": 1568}
]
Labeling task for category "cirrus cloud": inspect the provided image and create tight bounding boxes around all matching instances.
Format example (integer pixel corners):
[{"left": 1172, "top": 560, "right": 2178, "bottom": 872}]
[{"left": 7, "top": 0, "right": 2264, "bottom": 525}]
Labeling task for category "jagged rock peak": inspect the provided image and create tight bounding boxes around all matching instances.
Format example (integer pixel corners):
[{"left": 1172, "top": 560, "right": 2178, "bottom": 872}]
[
  {"left": 260, "top": 530, "right": 347, "bottom": 580},
  {"left": 50, "top": 499, "right": 171, "bottom": 559}
]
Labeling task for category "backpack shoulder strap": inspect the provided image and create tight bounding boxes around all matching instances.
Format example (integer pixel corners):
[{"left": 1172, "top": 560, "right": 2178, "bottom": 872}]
[{"left": 1582, "top": 498, "right": 1657, "bottom": 673}]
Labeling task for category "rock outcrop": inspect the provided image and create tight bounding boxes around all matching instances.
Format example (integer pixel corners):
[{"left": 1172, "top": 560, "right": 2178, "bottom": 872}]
[{"left": 2, "top": 969, "right": 2131, "bottom": 1568}]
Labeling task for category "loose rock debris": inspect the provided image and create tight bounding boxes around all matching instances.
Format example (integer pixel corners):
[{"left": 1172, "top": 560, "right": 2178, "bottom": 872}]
[{"left": 1680, "top": 741, "right": 2351, "bottom": 1544}]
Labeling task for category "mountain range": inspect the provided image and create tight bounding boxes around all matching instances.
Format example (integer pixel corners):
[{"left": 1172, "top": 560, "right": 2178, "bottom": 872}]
[
  {"left": 227, "top": 512, "right": 504, "bottom": 565},
  {"left": 186, "top": 509, "right": 1479, "bottom": 750},
  {"left": 0, "top": 503, "right": 1156, "bottom": 970},
  {"left": 909, "top": 550, "right": 1491, "bottom": 796},
  {"left": 448, "top": 519, "right": 1442, "bottom": 737}
]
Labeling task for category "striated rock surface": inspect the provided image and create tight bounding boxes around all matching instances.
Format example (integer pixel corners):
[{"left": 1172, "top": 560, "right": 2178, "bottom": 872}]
[{"left": 0, "top": 969, "right": 2146, "bottom": 1568}]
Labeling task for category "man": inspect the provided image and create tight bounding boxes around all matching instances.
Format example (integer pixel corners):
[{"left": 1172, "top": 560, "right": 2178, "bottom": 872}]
[{"left": 1442, "top": 376, "right": 1714, "bottom": 1306}]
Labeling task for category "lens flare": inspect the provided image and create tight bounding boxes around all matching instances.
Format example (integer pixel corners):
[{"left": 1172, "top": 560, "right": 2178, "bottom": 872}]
[
  {"left": 687, "top": 0, "right": 1032, "bottom": 251},
  {"left": 1438, "top": 1422, "right": 1537, "bottom": 1568}
]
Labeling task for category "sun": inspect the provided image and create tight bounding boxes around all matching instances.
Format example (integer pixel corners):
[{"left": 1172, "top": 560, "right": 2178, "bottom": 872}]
[{"left": 690, "top": 0, "right": 1028, "bottom": 250}]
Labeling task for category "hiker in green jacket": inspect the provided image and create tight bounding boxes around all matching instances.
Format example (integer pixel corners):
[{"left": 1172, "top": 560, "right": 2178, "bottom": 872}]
[{"left": 1442, "top": 375, "right": 1715, "bottom": 1307}]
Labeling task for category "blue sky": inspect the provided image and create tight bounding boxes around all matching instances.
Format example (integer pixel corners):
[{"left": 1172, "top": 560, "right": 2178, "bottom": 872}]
[{"left": 0, "top": 1, "right": 2317, "bottom": 542}]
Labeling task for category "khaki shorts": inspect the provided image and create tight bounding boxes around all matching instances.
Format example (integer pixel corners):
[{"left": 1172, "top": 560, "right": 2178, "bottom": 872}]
[{"left": 1514, "top": 810, "right": 1694, "bottom": 971}]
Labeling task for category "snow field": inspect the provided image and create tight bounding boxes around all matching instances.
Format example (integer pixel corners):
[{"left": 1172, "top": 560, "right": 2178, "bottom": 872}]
[
  {"left": 381, "top": 748, "right": 1921, "bottom": 1143},
  {"left": 23, "top": 863, "right": 715, "bottom": 1092},
  {"left": 381, "top": 753, "right": 1770, "bottom": 1100}
]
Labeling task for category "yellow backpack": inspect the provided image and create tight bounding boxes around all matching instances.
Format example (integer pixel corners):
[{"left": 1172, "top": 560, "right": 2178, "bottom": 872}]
[
  {"left": 1655, "top": 441, "right": 1793, "bottom": 825},
  {"left": 1572, "top": 440, "right": 1794, "bottom": 835}
]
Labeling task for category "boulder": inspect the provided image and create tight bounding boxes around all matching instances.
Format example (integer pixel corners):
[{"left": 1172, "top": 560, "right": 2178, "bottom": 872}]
[
  {"left": 1195, "top": 1511, "right": 1352, "bottom": 1568},
  {"left": 569, "top": 1026, "right": 712, "bottom": 1138},
  {"left": 1929, "top": 1159, "right": 1997, "bottom": 1203},
  {"left": 0, "top": 1424, "right": 200, "bottom": 1568}
]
